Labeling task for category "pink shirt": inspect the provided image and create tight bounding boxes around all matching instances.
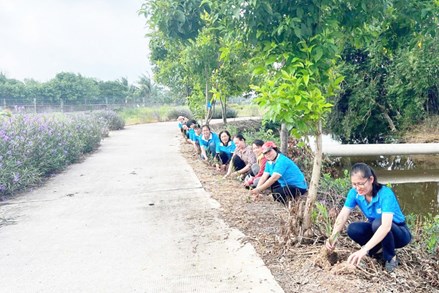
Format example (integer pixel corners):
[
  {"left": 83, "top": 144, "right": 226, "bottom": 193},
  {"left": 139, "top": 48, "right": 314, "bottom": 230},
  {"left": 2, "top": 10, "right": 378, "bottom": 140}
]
[{"left": 234, "top": 145, "right": 256, "bottom": 167}]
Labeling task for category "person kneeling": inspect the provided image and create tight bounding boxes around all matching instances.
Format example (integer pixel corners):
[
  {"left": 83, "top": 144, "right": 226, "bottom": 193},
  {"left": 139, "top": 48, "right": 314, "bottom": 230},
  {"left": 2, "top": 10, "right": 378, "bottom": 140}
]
[
  {"left": 250, "top": 141, "right": 308, "bottom": 205},
  {"left": 325, "top": 163, "right": 411, "bottom": 272}
]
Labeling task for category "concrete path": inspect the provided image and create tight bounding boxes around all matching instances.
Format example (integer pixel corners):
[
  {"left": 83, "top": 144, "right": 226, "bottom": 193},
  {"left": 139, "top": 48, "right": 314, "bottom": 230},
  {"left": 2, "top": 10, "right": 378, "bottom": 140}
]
[{"left": 0, "top": 122, "right": 283, "bottom": 293}]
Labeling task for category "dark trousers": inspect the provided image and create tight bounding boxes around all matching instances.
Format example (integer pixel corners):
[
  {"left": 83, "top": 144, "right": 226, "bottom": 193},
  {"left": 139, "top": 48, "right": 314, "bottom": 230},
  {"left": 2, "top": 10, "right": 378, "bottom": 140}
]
[
  {"left": 218, "top": 151, "right": 232, "bottom": 165},
  {"left": 347, "top": 218, "right": 411, "bottom": 261},
  {"left": 232, "top": 155, "right": 246, "bottom": 171},
  {"left": 270, "top": 180, "right": 307, "bottom": 205}
]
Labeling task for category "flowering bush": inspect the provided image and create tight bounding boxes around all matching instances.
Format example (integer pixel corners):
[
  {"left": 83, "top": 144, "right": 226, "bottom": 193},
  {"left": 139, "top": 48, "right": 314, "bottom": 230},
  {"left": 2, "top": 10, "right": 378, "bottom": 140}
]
[
  {"left": 0, "top": 111, "right": 123, "bottom": 196},
  {"left": 91, "top": 110, "right": 125, "bottom": 132}
]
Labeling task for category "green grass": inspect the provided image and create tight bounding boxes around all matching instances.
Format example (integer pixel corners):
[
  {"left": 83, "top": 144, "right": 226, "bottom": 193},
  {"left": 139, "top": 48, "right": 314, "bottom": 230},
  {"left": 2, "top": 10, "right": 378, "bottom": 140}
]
[
  {"left": 118, "top": 104, "right": 262, "bottom": 126},
  {"left": 229, "top": 104, "right": 262, "bottom": 117}
]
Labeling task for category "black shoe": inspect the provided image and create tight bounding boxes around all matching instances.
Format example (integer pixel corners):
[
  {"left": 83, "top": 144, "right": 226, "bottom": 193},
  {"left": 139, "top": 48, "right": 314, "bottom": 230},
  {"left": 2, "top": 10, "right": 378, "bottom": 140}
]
[
  {"left": 385, "top": 256, "right": 399, "bottom": 273},
  {"left": 371, "top": 252, "right": 383, "bottom": 261}
]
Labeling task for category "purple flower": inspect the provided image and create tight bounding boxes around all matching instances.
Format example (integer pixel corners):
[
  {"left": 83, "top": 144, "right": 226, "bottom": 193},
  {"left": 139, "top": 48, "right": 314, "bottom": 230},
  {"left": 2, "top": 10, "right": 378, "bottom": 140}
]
[{"left": 13, "top": 173, "right": 20, "bottom": 183}]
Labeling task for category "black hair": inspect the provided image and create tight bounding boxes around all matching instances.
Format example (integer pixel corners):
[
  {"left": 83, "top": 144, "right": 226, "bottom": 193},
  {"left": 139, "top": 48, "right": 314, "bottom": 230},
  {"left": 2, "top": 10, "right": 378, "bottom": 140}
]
[
  {"left": 218, "top": 130, "right": 232, "bottom": 144},
  {"left": 201, "top": 124, "right": 211, "bottom": 131},
  {"left": 186, "top": 119, "right": 197, "bottom": 127},
  {"left": 351, "top": 163, "right": 383, "bottom": 196},
  {"left": 234, "top": 133, "right": 246, "bottom": 141},
  {"left": 253, "top": 139, "right": 264, "bottom": 147}
]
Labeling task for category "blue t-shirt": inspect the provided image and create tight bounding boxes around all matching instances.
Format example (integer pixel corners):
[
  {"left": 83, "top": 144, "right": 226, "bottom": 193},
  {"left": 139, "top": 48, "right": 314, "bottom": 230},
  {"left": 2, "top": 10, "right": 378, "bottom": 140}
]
[
  {"left": 344, "top": 185, "right": 405, "bottom": 223},
  {"left": 188, "top": 128, "right": 196, "bottom": 141},
  {"left": 178, "top": 122, "right": 183, "bottom": 129},
  {"left": 193, "top": 133, "right": 202, "bottom": 145},
  {"left": 216, "top": 140, "right": 236, "bottom": 154},
  {"left": 199, "top": 132, "right": 220, "bottom": 151},
  {"left": 264, "top": 153, "right": 308, "bottom": 189}
]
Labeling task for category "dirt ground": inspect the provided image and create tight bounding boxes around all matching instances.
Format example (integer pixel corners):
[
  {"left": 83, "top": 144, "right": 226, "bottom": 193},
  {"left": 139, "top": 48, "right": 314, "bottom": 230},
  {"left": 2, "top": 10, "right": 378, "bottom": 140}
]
[{"left": 179, "top": 120, "right": 439, "bottom": 293}]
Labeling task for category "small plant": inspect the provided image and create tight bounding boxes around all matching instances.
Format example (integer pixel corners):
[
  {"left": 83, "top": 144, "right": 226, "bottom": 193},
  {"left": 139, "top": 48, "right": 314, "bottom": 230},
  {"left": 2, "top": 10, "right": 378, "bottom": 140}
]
[
  {"left": 312, "top": 201, "right": 333, "bottom": 238},
  {"left": 406, "top": 213, "right": 439, "bottom": 254}
]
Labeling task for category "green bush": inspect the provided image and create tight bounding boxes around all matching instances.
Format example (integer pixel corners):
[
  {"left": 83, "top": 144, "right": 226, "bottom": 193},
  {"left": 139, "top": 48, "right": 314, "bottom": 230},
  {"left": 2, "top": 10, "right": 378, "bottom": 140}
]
[
  {"left": 406, "top": 213, "right": 439, "bottom": 254},
  {"left": 167, "top": 107, "right": 193, "bottom": 120},
  {"left": 211, "top": 107, "right": 238, "bottom": 119}
]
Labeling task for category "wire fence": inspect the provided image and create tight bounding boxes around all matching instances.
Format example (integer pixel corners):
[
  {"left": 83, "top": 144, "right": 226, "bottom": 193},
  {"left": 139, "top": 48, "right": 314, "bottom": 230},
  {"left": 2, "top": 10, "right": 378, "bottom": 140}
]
[{"left": 1, "top": 98, "right": 142, "bottom": 114}]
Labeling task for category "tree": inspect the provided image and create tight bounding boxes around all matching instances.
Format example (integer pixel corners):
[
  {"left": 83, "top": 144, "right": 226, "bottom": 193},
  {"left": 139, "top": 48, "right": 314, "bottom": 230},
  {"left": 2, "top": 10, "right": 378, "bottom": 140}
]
[
  {"left": 211, "top": 38, "right": 252, "bottom": 124},
  {"left": 212, "top": 0, "right": 400, "bottom": 240},
  {"left": 97, "top": 79, "right": 130, "bottom": 104},
  {"left": 137, "top": 74, "right": 152, "bottom": 105},
  {"left": 328, "top": 0, "right": 439, "bottom": 142},
  {"left": 141, "top": 0, "right": 252, "bottom": 124},
  {"left": 140, "top": 0, "right": 209, "bottom": 109},
  {"left": 47, "top": 72, "right": 99, "bottom": 105}
]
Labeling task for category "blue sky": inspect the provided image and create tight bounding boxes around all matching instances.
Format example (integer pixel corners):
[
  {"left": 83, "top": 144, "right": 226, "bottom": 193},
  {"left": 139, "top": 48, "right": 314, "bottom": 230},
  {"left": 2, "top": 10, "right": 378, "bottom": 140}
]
[{"left": 0, "top": 0, "right": 151, "bottom": 84}]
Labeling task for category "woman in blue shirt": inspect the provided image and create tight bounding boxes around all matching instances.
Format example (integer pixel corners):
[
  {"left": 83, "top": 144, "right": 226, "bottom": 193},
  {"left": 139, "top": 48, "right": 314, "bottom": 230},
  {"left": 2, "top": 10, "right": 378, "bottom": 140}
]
[
  {"left": 215, "top": 130, "right": 236, "bottom": 171},
  {"left": 326, "top": 163, "right": 411, "bottom": 272},
  {"left": 199, "top": 125, "right": 220, "bottom": 161},
  {"left": 250, "top": 141, "right": 308, "bottom": 205}
]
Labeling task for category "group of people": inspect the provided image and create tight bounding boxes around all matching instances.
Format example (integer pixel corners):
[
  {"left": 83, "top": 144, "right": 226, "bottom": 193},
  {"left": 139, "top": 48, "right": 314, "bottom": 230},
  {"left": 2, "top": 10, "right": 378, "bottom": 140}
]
[
  {"left": 177, "top": 116, "right": 411, "bottom": 273},
  {"left": 178, "top": 116, "right": 308, "bottom": 205}
]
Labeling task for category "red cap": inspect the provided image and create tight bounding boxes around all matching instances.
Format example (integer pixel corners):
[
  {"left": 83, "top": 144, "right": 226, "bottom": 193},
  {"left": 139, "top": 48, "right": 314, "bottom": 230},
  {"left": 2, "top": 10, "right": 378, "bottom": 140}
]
[{"left": 262, "top": 141, "right": 277, "bottom": 153}]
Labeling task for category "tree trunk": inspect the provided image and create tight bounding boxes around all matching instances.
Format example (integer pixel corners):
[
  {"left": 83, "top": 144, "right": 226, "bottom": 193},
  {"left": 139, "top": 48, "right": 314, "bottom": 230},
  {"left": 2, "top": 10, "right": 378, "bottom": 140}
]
[
  {"left": 302, "top": 119, "right": 323, "bottom": 237},
  {"left": 280, "top": 123, "right": 288, "bottom": 154},
  {"left": 204, "top": 66, "right": 211, "bottom": 125},
  {"left": 376, "top": 103, "right": 396, "bottom": 132},
  {"left": 220, "top": 98, "right": 227, "bottom": 125}
]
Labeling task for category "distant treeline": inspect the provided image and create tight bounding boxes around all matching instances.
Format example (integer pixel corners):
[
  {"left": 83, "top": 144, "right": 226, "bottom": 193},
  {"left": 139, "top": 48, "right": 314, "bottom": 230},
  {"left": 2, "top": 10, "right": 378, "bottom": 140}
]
[{"left": 0, "top": 72, "right": 179, "bottom": 107}]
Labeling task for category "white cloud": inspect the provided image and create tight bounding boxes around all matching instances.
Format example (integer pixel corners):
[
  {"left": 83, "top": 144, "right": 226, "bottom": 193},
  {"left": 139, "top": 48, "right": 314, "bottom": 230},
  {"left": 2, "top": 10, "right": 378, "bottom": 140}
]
[{"left": 0, "top": 0, "right": 151, "bottom": 83}]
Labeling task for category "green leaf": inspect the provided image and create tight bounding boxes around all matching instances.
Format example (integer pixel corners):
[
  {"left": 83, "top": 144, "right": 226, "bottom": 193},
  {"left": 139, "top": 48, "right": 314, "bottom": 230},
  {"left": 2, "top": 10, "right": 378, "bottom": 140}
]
[
  {"left": 314, "top": 47, "right": 323, "bottom": 62},
  {"left": 303, "top": 74, "right": 309, "bottom": 86}
]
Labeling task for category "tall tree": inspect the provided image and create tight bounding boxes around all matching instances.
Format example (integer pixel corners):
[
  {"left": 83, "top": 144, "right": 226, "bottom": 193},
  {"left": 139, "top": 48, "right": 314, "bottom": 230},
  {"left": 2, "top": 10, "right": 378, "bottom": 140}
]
[{"left": 212, "top": 0, "right": 395, "bottom": 239}]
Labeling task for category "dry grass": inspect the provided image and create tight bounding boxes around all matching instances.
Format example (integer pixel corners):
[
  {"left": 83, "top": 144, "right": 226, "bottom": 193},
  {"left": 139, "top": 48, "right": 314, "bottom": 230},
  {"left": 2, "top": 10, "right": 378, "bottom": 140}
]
[{"left": 401, "top": 115, "right": 439, "bottom": 143}]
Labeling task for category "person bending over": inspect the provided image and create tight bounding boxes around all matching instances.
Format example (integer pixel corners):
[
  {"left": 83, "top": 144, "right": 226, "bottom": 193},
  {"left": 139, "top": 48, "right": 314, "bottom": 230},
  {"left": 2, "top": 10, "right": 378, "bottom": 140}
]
[
  {"left": 250, "top": 141, "right": 307, "bottom": 204},
  {"left": 189, "top": 123, "right": 202, "bottom": 156},
  {"left": 325, "top": 163, "right": 411, "bottom": 272},
  {"left": 244, "top": 139, "right": 267, "bottom": 189},
  {"left": 224, "top": 134, "right": 256, "bottom": 180}
]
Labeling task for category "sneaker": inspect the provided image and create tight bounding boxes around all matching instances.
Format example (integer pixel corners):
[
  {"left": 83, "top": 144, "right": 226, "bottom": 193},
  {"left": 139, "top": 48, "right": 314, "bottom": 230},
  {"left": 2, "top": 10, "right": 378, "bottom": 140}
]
[{"left": 385, "top": 256, "right": 399, "bottom": 273}]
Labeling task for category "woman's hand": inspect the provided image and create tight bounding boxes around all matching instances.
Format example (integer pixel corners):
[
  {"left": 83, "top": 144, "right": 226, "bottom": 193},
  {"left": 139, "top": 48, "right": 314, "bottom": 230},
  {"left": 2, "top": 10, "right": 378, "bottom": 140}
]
[
  {"left": 347, "top": 248, "right": 368, "bottom": 266},
  {"left": 250, "top": 187, "right": 260, "bottom": 195},
  {"left": 325, "top": 238, "right": 336, "bottom": 252}
]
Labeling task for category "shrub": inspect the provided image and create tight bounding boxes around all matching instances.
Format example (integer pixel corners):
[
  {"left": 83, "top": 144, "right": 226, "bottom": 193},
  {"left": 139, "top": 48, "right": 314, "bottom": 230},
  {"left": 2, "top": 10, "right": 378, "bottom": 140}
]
[
  {"left": 167, "top": 108, "right": 193, "bottom": 120},
  {"left": 0, "top": 112, "right": 113, "bottom": 196},
  {"left": 211, "top": 107, "right": 238, "bottom": 119},
  {"left": 92, "top": 110, "right": 125, "bottom": 131},
  {"left": 406, "top": 213, "right": 439, "bottom": 254}
]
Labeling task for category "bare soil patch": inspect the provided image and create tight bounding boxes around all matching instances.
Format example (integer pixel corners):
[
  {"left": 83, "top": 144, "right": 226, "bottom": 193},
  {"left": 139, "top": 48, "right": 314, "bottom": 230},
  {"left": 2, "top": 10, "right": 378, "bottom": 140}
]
[{"left": 180, "top": 133, "right": 439, "bottom": 292}]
